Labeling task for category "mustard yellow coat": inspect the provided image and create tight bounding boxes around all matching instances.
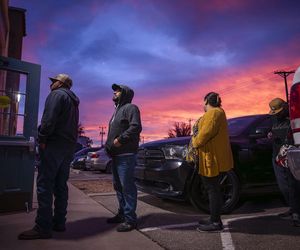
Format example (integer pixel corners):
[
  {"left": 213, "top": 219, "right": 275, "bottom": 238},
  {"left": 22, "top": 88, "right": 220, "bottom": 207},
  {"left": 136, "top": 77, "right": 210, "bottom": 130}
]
[{"left": 192, "top": 107, "right": 233, "bottom": 177}]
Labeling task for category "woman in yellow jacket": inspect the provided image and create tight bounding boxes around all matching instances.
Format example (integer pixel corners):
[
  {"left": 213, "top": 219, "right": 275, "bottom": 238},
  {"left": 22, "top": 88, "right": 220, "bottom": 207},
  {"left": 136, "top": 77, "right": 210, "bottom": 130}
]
[{"left": 192, "top": 92, "right": 233, "bottom": 232}]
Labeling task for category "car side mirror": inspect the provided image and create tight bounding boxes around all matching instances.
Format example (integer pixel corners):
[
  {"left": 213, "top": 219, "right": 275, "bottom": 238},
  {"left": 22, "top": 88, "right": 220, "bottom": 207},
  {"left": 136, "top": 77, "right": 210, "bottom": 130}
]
[{"left": 249, "top": 127, "right": 269, "bottom": 139}]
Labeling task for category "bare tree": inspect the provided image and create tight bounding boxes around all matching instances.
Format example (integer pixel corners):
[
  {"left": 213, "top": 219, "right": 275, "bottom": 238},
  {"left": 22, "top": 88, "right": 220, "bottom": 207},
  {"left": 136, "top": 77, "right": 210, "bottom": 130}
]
[
  {"left": 168, "top": 122, "right": 191, "bottom": 138},
  {"left": 77, "top": 123, "right": 93, "bottom": 147}
]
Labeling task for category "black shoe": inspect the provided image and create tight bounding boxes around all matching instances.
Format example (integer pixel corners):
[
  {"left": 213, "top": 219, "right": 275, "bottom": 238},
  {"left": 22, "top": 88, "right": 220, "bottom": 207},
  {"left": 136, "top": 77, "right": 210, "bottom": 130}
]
[
  {"left": 18, "top": 228, "right": 52, "bottom": 240},
  {"left": 116, "top": 222, "right": 137, "bottom": 232},
  {"left": 197, "top": 221, "right": 224, "bottom": 232},
  {"left": 53, "top": 224, "right": 66, "bottom": 232},
  {"left": 198, "top": 218, "right": 211, "bottom": 225},
  {"left": 278, "top": 210, "right": 292, "bottom": 220},
  {"left": 106, "top": 214, "right": 125, "bottom": 224},
  {"left": 292, "top": 213, "right": 300, "bottom": 227}
]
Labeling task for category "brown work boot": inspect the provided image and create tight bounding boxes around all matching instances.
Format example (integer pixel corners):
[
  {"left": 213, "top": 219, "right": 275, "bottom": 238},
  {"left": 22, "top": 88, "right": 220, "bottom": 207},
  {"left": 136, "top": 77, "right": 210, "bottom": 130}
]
[{"left": 18, "top": 227, "right": 52, "bottom": 240}]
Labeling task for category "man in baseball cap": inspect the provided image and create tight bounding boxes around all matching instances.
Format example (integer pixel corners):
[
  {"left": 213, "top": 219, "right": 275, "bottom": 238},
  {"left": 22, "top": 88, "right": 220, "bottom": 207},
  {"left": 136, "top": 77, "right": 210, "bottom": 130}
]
[
  {"left": 19, "top": 73, "right": 79, "bottom": 239},
  {"left": 269, "top": 97, "right": 286, "bottom": 115},
  {"left": 49, "top": 73, "right": 73, "bottom": 90},
  {"left": 268, "top": 97, "right": 294, "bottom": 222}
]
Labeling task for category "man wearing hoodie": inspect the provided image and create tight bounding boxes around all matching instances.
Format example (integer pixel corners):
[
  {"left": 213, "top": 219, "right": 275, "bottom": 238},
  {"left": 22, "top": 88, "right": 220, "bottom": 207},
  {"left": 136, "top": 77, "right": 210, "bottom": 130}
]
[
  {"left": 19, "top": 74, "right": 80, "bottom": 240},
  {"left": 105, "top": 83, "right": 142, "bottom": 232}
]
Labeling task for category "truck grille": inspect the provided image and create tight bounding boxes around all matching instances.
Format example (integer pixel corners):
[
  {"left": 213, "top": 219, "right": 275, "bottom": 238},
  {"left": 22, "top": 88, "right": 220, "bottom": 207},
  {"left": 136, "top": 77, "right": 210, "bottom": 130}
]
[{"left": 137, "top": 148, "right": 165, "bottom": 166}]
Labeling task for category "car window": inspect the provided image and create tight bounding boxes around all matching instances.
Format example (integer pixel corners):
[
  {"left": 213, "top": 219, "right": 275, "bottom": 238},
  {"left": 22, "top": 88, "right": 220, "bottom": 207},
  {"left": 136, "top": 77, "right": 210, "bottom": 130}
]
[{"left": 228, "top": 116, "right": 258, "bottom": 136}]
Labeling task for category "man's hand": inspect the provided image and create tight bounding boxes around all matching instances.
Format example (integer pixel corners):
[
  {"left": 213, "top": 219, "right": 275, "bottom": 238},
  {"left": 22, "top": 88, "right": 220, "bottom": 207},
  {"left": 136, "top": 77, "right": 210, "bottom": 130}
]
[
  {"left": 113, "top": 138, "right": 122, "bottom": 147},
  {"left": 39, "top": 143, "right": 46, "bottom": 150}
]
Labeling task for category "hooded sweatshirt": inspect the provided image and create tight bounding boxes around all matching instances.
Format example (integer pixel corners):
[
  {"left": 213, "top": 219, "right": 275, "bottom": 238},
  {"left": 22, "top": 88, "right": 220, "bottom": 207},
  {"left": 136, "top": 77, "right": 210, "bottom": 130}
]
[
  {"left": 38, "top": 87, "right": 80, "bottom": 145},
  {"left": 105, "top": 85, "right": 142, "bottom": 156}
]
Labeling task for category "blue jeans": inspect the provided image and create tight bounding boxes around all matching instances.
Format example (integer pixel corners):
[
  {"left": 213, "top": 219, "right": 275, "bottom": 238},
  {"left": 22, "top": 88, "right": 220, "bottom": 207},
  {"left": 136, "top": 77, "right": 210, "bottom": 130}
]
[
  {"left": 35, "top": 143, "right": 75, "bottom": 232},
  {"left": 112, "top": 154, "right": 137, "bottom": 224},
  {"left": 272, "top": 157, "right": 290, "bottom": 205}
]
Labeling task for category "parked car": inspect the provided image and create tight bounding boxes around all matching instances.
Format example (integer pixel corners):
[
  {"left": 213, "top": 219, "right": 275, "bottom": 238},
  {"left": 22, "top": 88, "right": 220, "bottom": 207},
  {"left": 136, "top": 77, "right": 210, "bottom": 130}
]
[
  {"left": 135, "top": 114, "right": 278, "bottom": 213},
  {"left": 71, "top": 147, "right": 102, "bottom": 170},
  {"left": 85, "top": 148, "right": 112, "bottom": 173}
]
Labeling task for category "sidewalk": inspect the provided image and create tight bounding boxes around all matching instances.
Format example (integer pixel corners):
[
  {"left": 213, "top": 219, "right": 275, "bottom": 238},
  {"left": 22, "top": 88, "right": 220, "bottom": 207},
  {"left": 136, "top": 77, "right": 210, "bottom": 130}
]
[{"left": 0, "top": 182, "right": 163, "bottom": 250}]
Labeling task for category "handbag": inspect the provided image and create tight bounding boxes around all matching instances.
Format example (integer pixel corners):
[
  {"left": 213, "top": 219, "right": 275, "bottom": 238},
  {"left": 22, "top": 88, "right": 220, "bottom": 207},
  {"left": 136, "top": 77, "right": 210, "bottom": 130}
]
[
  {"left": 186, "top": 118, "right": 201, "bottom": 166},
  {"left": 275, "top": 124, "right": 295, "bottom": 168},
  {"left": 275, "top": 144, "right": 295, "bottom": 168}
]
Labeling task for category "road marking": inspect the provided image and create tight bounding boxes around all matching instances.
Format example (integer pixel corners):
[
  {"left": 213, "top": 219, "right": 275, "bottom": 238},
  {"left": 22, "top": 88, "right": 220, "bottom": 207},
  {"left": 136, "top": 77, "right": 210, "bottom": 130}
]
[
  {"left": 140, "top": 212, "right": 279, "bottom": 250},
  {"left": 221, "top": 213, "right": 278, "bottom": 250},
  {"left": 140, "top": 222, "right": 198, "bottom": 232}
]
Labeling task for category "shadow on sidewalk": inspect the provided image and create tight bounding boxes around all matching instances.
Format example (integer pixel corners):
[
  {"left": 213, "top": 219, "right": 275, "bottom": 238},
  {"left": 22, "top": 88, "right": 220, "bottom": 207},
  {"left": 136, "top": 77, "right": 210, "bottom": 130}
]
[{"left": 55, "top": 217, "right": 115, "bottom": 240}]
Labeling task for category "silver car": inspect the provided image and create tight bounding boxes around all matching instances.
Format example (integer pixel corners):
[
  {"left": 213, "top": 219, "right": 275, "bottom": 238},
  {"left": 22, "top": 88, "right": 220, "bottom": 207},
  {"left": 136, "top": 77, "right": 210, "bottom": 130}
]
[{"left": 85, "top": 148, "right": 112, "bottom": 173}]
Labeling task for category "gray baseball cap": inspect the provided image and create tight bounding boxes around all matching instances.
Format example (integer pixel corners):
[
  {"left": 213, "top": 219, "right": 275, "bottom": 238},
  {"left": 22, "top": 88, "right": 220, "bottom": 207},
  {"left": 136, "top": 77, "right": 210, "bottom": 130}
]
[{"left": 49, "top": 73, "right": 72, "bottom": 88}]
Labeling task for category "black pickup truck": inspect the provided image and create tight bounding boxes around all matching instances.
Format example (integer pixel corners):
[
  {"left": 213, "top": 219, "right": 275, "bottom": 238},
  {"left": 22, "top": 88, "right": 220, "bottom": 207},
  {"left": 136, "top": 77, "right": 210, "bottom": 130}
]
[{"left": 135, "top": 114, "right": 278, "bottom": 213}]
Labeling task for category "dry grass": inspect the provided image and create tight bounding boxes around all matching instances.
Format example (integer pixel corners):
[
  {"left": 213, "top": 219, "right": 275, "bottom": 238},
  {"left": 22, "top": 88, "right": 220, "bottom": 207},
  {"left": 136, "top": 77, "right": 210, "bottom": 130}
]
[{"left": 70, "top": 179, "right": 114, "bottom": 194}]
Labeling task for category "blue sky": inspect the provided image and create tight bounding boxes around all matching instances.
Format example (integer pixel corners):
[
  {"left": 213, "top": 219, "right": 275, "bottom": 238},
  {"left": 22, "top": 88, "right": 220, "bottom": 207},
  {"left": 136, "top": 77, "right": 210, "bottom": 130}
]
[{"left": 10, "top": 0, "right": 300, "bottom": 144}]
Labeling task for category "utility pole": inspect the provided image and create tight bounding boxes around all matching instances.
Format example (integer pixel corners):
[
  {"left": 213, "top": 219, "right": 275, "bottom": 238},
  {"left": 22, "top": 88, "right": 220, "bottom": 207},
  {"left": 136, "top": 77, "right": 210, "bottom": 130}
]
[
  {"left": 188, "top": 118, "right": 193, "bottom": 128},
  {"left": 140, "top": 136, "right": 145, "bottom": 144},
  {"left": 99, "top": 126, "right": 106, "bottom": 147},
  {"left": 274, "top": 70, "right": 295, "bottom": 103}
]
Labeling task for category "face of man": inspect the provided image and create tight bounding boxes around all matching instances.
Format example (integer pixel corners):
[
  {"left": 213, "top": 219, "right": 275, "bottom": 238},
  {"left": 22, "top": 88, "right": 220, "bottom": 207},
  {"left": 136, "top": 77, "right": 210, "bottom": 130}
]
[
  {"left": 50, "top": 80, "right": 63, "bottom": 91},
  {"left": 113, "top": 89, "right": 122, "bottom": 103}
]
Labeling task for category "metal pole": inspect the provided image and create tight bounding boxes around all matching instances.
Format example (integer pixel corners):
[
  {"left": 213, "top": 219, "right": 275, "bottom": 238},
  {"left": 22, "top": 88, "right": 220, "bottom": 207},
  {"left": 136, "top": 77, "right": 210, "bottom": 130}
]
[
  {"left": 99, "top": 126, "right": 106, "bottom": 147},
  {"left": 284, "top": 74, "right": 289, "bottom": 103}
]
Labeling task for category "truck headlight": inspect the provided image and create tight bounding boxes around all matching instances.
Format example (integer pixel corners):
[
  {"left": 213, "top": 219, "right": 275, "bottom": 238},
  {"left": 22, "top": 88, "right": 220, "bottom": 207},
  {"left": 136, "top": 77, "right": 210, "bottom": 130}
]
[{"left": 162, "top": 145, "right": 188, "bottom": 160}]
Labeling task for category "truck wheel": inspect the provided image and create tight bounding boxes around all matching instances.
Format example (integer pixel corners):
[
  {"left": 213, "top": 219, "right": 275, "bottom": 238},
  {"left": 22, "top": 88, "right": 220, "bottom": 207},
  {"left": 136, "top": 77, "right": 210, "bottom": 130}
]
[{"left": 188, "top": 170, "right": 240, "bottom": 214}]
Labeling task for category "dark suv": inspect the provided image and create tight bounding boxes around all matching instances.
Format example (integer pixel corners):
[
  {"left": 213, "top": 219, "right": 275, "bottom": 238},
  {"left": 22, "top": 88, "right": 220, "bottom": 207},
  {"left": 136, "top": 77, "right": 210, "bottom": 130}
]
[{"left": 134, "top": 114, "right": 278, "bottom": 213}]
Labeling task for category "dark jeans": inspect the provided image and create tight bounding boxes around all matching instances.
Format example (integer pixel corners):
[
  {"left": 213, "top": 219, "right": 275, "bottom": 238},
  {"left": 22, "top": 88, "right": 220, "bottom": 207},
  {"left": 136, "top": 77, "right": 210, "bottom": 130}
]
[
  {"left": 35, "top": 143, "right": 75, "bottom": 232},
  {"left": 112, "top": 154, "right": 137, "bottom": 224},
  {"left": 201, "top": 175, "right": 223, "bottom": 223},
  {"left": 272, "top": 157, "right": 290, "bottom": 205}
]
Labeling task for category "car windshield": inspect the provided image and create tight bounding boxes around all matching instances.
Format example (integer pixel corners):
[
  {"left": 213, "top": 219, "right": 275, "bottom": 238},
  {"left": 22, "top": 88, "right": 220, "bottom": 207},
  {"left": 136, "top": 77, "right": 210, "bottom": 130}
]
[{"left": 228, "top": 116, "right": 258, "bottom": 136}]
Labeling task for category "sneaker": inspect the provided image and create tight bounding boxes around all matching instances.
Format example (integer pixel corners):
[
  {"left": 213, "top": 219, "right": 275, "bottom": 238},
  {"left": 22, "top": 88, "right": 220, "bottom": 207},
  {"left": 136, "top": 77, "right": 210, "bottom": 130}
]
[
  {"left": 197, "top": 221, "right": 224, "bottom": 232},
  {"left": 116, "top": 222, "right": 137, "bottom": 232},
  {"left": 292, "top": 213, "right": 300, "bottom": 227},
  {"left": 18, "top": 228, "right": 52, "bottom": 240},
  {"left": 278, "top": 210, "right": 292, "bottom": 220},
  {"left": 53, "top": 224, "right": 66, "bottom": 232},
  {"left": 106, "top": 214, "right": 125, "bottom": 224}
]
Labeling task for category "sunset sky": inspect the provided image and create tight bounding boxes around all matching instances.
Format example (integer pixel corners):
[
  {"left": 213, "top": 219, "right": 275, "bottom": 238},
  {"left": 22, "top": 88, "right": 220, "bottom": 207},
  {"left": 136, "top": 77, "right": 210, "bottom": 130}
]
[{"left": 10, "top": 0, "right": 300, "bottom": 145}]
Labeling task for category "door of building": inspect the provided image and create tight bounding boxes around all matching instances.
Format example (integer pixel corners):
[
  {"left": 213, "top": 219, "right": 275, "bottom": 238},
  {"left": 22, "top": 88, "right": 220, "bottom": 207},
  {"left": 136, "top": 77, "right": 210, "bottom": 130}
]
[{"left": 0, "top": 55, "right": 40, "bottom": 212}]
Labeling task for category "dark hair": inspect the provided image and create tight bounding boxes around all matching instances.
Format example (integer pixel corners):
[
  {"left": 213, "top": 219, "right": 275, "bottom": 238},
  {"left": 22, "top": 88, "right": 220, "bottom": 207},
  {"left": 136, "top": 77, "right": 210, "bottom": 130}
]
[{"left": 204, "top": 92, "right": 222, "bottom": 107}]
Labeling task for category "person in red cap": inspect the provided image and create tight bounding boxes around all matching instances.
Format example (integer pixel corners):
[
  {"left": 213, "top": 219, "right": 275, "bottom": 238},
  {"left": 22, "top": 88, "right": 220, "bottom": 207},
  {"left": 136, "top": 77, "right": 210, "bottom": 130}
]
[{"left": 19, "top": 73, "right": 80, "bottom": 239}]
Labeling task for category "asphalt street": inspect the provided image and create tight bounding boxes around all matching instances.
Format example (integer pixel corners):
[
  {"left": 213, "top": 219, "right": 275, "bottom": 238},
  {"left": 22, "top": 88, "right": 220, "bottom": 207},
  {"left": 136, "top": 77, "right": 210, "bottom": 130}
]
[{"left": 70, "top": 170, "right": 300, "bottom": 250}]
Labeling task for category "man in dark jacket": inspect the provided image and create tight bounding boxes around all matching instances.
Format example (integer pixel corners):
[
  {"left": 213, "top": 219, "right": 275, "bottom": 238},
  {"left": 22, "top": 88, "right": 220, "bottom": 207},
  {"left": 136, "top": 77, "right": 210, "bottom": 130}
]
[
  {"left": 105, "top": 83, "right": 142, "bottom": 232},
  {"left": 19, "top": 73, "right": 80, "bottom": 240},
  {"left": 268, "top": 98, "right": 293, "bottom": 218},
  {"left": 268, "top": 98, "right": 300, "bottom": 227}
]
